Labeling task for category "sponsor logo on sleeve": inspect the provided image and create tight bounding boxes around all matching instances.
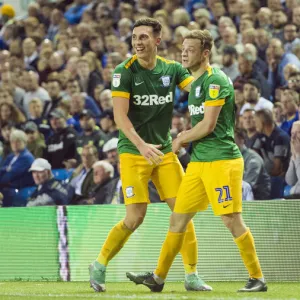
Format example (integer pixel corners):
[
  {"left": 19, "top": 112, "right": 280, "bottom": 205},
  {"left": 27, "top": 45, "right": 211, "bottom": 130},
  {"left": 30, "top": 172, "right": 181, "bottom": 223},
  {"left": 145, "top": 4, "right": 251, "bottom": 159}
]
[
  {"left": 209, "top": 84, "right": 220, "bottom": 98},
  {"left": 112, "top": 73, "right": 121, "bottom": 87}
]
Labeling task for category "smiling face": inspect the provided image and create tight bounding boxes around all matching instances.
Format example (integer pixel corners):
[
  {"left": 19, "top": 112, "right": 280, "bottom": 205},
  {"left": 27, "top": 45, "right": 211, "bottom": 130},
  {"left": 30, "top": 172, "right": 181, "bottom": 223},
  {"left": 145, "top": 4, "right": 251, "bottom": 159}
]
[{"left": 132, "top": 25, "right": 161, "bottom": 60}]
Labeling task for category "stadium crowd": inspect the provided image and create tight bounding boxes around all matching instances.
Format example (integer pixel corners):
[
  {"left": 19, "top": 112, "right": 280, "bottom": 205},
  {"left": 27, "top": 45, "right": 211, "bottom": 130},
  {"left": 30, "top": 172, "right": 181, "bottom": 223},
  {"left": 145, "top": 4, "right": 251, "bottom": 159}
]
[{"left": 0, "top": 0, "right": 299, "bottom": 207}]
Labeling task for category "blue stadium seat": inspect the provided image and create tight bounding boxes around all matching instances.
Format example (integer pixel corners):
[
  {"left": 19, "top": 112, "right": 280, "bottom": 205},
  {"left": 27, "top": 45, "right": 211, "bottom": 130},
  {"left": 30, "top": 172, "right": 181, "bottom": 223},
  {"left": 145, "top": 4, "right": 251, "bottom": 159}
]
[
  {"left": 52, "top": 169, "right": 74, "bottom": 183},
  {"left": 284, "top": 185, "right": 292, "bottom": 197},
  {"left": 14, "top": 186, "right": 36, "bottom": 207}
]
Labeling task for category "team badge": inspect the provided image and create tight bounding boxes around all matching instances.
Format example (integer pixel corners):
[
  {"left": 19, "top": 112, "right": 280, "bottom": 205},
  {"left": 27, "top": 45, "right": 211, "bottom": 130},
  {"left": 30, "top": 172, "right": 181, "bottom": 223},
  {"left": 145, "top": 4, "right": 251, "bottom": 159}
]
[
  {"left": 112, "top": 73, "right": 121, "bottom": 87},
  {"left": 195, "top": 86, "right": 201, "bottom": 97},
  {"left": 161, "top": 76, "right": 171, "bottom": 87},
  {"left": 209, "top": 84, "right": 220, "bottom": 98},
  {"left": 125, "top": 186, "right": 135, "bottom": 198}
]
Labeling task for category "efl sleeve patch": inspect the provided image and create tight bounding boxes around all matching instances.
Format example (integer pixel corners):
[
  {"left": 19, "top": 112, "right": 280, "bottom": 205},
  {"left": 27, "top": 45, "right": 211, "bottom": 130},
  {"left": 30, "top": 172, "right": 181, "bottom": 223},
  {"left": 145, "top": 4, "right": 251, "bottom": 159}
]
[
  {"left": 209, "top": 84, "right": 220, "bottom": 99},
  {"left": 112, "top": 74, "right": 121, "bottom": 87}
]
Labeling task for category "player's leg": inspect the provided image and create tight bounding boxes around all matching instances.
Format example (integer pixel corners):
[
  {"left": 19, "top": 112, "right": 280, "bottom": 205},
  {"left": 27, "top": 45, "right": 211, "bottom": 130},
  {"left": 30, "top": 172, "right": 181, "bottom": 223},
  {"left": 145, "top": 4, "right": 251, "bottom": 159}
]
[
  {"left": 89, "top": 154, "right": 152, "bottom": 292},
  {"left": 142, "top": 162, "right": 211, "bottom": 292},
  {"left": 205, "top": 158, "right": 267, "bottom": 292}
]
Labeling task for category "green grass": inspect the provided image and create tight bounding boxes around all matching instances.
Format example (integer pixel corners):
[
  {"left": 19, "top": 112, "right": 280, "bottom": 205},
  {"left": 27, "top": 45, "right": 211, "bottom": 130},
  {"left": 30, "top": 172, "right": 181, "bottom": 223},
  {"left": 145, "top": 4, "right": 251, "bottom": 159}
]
[{"left": 0, "top": 282, "right": 299, "bottom": 300}]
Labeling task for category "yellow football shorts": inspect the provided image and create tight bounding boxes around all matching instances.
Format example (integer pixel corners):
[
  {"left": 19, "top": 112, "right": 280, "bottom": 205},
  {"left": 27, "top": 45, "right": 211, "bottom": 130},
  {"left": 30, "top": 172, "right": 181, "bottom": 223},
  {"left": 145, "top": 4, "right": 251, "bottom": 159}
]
[
  {"left": 119, "top": 152, "right": 184, "bottom": 205},
  {"left": 174, "top": 157, "right": 244, "bottom": 216}
]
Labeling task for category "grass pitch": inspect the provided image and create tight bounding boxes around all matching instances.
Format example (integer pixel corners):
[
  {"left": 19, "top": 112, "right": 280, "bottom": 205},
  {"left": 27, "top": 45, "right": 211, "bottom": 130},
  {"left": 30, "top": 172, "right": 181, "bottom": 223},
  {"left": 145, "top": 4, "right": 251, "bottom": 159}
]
[{"left": 0, "top": 282, "right": 298, "bottom": 300}]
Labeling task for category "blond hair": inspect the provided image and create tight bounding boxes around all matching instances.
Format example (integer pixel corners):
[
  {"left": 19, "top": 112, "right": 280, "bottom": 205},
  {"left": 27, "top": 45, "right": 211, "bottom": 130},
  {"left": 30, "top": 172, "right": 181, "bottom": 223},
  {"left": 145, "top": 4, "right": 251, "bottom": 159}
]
[{"left": 184, "top": 29, "right": 214, "bottom": 51}]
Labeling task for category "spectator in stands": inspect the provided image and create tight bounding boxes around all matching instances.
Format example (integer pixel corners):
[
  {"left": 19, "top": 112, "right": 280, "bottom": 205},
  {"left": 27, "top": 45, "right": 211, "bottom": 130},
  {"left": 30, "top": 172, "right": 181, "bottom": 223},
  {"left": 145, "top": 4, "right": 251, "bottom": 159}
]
[
  {"left": 221, "top": 45, "right": 240, "bottom": 82},
  {"left": 255, "top": 28, "right": 271, "bottom": 62},
  {"left": 270, "top": 10, "right": 288, "bottom": 42},
  {"left": 103, "top": 137, "right": 119, "bottom": 176},
  {"left": 44, "top": 109, "right": 77, "bottom": 169},
  {"left": 47, "top": 9, "right": 63, "bottom": 41},
  {"left": 65, "top": 79, "right": 101, "bottom": 117},
  {"left": 267, "top": 38, "right": 300, "bottom": 96},
  {"left": 280, "top": 88, "right": 299, "bottom": 135},
  {"left": 273, "top": 102, "right": 285, "bottom": 127},
  {"left": 76, "top": 109, "right": 108, "bottom": 159},
  {"left": 0, "top": 102, "right": 26, "bottom": 128},
  {"left": 243, "top": 43, "right": 268, "bottom": 77},
  {"left": 256, "top": 7, "right": 272, "bottom": 30},
  {"left": 76, "top": 57, "right": 103, "bottom": 98},
  {"left": 292, "top": 6, "right": 300, "bottom": 27},
  {"left": 254, "top": 109, "right": 290, "bottom": 198},
  {"left": 64, "top": 0, "right": 88, "bottom": 25},
  {"left": 49, "top": 52, "right": 65, "bottom": 73},
  {"left": 285, "top": 121, "right": 300, "bottom": 197},
  {"left": 288, "top": 72, "right": 300, "bottom": 93},
  {"left": 22, "top": 38, "right": 39, "bottom": 70},
  {"left": 284, "top": 23, "right": 300, "bottom": 53},
  {"left": 99, "top": 109, "right": 118, "bottom": 139},
  {"left": 235, "top": 128, "right": 271, "bottom": 200},
  {"left": 0, "top": 121, "right": 15, "bottom": 165},
  {"left": 0, "top": 71, "right": 26, "bottom": 107},
  {"left": 0, "top": 130, "right": 35, "bottom": 206},
  {"left": 95, "top": 89, "right": 112, "bottom": 111},
  {"left": 28, "top": 98, "right": 51, "bottom": 140},
  {"left": 43, "top": 79, "right": 63, "bottom": 118},
  {"left": 235, "top": 52, "right": 271, "bottom": 100},
  {"left": 85, "top": 160, "right": 116, "bottom": 204},
  {"left": 242, "top": 109, "right": 261, "bottom": 150},
  {"left": 24, "top": 121, "right": 46, "bottom": 158},
  {"left": 22, "top": 71, "right": 50, "bottom": 118},
  {"left": 193, "top": 8, "right": 219, "bottom": 40},
  {"left": 27, "top": 158, "right": 69, "bottom": 206},
  {"left": 239, "top": 79, "right": 273, "bottom": 116},
  {"left": 69, "top": 144, "right": 98, "bottom": 204}
]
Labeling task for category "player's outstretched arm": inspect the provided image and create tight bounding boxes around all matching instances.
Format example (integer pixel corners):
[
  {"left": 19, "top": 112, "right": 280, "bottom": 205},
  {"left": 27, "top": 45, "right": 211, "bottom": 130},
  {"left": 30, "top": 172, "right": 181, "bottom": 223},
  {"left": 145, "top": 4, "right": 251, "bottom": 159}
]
[
  {"left": 113, "top": 97, "right": 164, "bottom": 165},
  {"left": 172, "top": 105, "right": 222, "bottom": 153}
]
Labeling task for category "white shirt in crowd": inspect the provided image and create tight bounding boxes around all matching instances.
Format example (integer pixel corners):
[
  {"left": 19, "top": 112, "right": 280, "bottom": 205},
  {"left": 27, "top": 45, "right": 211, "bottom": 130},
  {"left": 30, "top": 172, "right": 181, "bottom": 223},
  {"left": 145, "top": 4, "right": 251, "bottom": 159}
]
[{"left": 239, "top": 97, "right": 274, "bottom": 116}]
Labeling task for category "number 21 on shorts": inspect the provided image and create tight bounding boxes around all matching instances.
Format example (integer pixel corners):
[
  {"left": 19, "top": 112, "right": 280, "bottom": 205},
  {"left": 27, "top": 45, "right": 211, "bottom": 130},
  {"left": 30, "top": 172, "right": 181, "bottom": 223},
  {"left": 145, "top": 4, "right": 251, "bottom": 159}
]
[{"left": 215, "top": 186, "right": 232, "bottom": 203}]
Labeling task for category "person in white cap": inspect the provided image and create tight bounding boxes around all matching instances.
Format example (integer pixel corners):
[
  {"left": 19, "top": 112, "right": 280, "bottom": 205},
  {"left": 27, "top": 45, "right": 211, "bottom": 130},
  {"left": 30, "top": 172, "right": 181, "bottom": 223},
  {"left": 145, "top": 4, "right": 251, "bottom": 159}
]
[
  {"left": 102, "top": 137, "right": 118, "bottom": 169},
  {"left": 27, "top": 158, "right": 70, "bottom": 206}
]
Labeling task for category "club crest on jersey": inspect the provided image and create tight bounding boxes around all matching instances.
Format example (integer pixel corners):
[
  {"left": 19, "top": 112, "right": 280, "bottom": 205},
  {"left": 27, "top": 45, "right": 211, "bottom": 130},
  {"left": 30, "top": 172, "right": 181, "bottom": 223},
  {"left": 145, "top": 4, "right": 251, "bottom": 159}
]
[
  {"left": 209, "top": 84, "right": 220, "bottom": 98},
  {"left": 195, "top": 86, "right": 201, "bottom": 97},
  {"left": 125, "top": 186, "right": 135, "bottom": 198},
  {"left": 161, "top": 76, "right": 171, "bottom": 87},
  {"left": 112, "top": 73, "right": 121, "bottom": 87}
]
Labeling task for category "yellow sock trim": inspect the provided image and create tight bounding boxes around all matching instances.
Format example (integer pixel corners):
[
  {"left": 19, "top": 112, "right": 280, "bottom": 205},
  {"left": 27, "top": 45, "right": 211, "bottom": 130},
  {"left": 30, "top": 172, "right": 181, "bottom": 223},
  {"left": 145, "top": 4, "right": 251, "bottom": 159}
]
[
  {"left": 235, "top": 228, "right": 263, "bottom": 279},
  {"left": 155, "top": 231, "right": 185, "bottom": 280},
  {"left": 180, "top": 220, "right": 198, "bottom": 274},
  {"left": 97, "top": 220, "right": 133, "bottom": 266}
]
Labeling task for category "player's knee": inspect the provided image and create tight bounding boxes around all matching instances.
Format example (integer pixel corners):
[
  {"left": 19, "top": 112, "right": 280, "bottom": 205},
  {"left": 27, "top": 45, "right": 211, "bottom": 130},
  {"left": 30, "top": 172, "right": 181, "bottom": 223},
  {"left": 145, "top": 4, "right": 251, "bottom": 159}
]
[
  {"left": 124, "top": 214, "right": 145, "bottom": 231},
  {"left": 169, "top": 213, "right": 187, "bottom": 233},
  {"left": 221, "top": 214, "right": 234, "bottom": 232}
]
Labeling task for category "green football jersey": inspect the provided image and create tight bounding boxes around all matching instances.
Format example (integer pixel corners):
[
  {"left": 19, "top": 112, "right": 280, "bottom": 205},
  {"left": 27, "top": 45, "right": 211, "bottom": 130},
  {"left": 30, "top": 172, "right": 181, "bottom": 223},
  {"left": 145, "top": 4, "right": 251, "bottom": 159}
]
[
  {"left": 111, "top": 55, "right": 193, "bottom": 155},
  {"left": 188, "top": 66, "right": 241, "bottom": 162}
]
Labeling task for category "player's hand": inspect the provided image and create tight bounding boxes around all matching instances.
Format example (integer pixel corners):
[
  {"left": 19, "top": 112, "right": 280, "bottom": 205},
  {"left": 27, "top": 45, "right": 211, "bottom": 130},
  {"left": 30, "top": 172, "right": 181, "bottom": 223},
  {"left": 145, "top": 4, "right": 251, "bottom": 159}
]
[
  {"left": 172, "top": 138, "right": 182, "bottom": 154},
  {"left": 137, "top": 142, "right": 164, "bottom": 165},
  {"left": 177, "top": 131, "right": 189, "bottom": 148}
]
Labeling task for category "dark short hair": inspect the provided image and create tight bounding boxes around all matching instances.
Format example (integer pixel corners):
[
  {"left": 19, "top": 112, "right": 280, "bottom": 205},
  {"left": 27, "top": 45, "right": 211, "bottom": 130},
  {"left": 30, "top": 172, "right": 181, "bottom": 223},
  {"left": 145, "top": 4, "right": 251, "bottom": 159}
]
[
  {"left": 255, "top": 109, "right": 274, "bottom": 126},
  {"left": 133, "top": 18, "right": 162, "bottom": 36},
  {"left": 244, "top": 79, "right": 261, "bottom": 92}
]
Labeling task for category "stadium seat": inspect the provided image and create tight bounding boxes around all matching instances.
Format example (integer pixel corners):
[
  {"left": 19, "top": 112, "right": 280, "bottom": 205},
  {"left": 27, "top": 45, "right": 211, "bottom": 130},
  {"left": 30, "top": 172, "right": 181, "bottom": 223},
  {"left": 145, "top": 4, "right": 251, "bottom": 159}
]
[
  {"left": 52, "top": 169, "right": 74, "bottom": 183},
  {"left": 284, "top": 185, "right": 292, "bottom": 197},
  {"left": 14, "top": 186, "right": 36, "bottom": 207}
]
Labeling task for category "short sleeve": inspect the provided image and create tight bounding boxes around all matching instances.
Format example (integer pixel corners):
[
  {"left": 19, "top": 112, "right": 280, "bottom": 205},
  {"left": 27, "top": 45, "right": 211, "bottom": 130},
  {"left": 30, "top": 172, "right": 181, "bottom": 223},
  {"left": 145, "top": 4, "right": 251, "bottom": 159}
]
[
  {"left": 274, "top": 135, "right": 290, "bottom": 159},
  {"left": 204, "top": 74, "right": 230, "bottom": 107},
  {"left": 111, "top": 65, "right": 132, "bottom": 99},
  {"left": 175, "top": 62, "right": 194, "bottom": 90}
]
